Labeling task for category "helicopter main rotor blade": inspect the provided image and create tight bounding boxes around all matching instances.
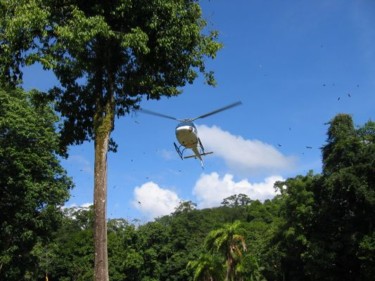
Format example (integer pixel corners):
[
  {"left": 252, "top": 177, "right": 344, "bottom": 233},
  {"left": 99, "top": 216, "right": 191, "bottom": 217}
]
[
  {"left": 191, "top": 101, "right": 242, "bottom": 121},
  {"left": 139, "top": 108, "right": 179, "bottom": 121}
]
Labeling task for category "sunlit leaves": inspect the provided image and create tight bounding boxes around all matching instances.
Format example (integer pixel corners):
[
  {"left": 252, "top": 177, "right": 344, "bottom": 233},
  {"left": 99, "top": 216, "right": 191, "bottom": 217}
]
[
  {"left": 55, "top": 7, "right": 113, "bottom": 50},
  {"left": 120, "top": 27, "right": 150, "bottom": 54},
  {"left": 187, "top": 253, "right": 224, "bottom": 281},
  {"left": 0, "top": 87, "right": 72, "bottom": 279},
  {"left": 0, "top": 0, "right": 50, "bottom": 86}
]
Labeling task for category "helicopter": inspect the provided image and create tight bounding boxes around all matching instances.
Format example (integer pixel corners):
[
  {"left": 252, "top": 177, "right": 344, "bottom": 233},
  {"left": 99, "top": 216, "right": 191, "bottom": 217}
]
[{"left": 140, "top": 101, "right": 242, "bottom": 167}]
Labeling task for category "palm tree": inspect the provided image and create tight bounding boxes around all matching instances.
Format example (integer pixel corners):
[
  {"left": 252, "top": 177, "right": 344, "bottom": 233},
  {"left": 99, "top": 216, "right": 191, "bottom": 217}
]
[
  {"left": 205, "top": 221, "right": 247, "bottom": 281},
  {"left": 187, "top": 253, "right": 224, "bottom": 281}
]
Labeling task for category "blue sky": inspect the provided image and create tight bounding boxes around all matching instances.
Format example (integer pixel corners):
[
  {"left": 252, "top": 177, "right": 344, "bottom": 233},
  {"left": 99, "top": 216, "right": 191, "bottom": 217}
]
[{"left": 23, "top": 0, "right": 375, "bottom": 222}]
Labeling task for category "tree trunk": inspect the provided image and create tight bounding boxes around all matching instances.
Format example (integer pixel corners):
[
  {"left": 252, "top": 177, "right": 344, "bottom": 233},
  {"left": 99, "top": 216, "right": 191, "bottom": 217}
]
[
  {"left": 93, "top": 96, "right": 114, "bottom": 281},
  {"left": 94, "top": 130, "right": 110, "bottom": 281}
]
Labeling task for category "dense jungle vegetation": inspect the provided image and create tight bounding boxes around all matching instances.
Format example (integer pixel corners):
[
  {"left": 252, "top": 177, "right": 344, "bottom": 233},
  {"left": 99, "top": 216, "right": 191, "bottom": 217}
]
[{"left": 1, "top": 88, "right": 374, "bottom": 280}]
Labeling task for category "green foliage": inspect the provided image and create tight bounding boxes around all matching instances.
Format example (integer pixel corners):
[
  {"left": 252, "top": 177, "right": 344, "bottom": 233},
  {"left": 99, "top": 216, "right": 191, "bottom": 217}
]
[
  {"left": 187, "top": 253, "right": 224, "bottom": 281},
  {"left": 1, "top": 0, "right": 222, "bottom": 149},
  {"left": 137, "top": 221, "right": 172, "bottom": 280},
  {"left": 235, "top": 254, "right": 266, "bottom": 281},
  {"left": 0, "top": 87, "right": 72, "bottom": 280},
  {"left": 203, "top": 221, "right": 249, "bottom": 281},
  {"left": 222, "top": 194, "right": 253, "bottom": 207},
  {"left": 107, "top": 219, "right": 143, "bottom": 281},
  {"left": 308, "top": 115, "right": 375, "bottom": 281},
  {"left": 358, "top": 233, "right": 375, "bottom": 280},
  {"left": 273, "top": 173, "right": 318, "bottom": 280},
  {"left": 323, "top": 114, "right": 358, "bottom": 174},
  {"left": 48, "top": 207, "right": 94, "bottom": 281},
  {"left": 0, "top": 0, "right": 50, "bottom": 87},
  {"left": 272, "top": 114, "right": 375, "bottom": 281},
  {"left": 173, "top": 200, "right": 197, "bottom": 215}
]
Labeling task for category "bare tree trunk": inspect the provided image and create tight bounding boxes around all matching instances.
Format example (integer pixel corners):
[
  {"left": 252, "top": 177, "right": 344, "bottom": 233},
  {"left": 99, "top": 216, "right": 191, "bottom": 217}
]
[{"left": 94, "top": 130, "right": 109, "bottom": 281}]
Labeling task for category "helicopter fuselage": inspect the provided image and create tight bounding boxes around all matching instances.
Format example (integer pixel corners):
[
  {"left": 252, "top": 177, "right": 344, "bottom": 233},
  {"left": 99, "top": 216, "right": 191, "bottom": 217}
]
[
  {"left": 175, "top": 121, "right": 198, "bottom": 149},
  {"left": 174, "top": 121, "right": 212, "bottom": 167}
]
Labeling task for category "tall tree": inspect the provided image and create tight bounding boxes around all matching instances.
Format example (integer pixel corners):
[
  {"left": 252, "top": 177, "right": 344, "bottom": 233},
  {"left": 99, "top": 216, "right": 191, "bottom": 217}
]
[
  {"left": 0, "top": 87, "right": 72, "bottom": 280},
  {"left": 311, "top": 114, "right": 375, "bottom": 280},
  {"left": 322, "top": 114, "right": 358, "bottom": 175},
  {"left": 1, "top": 1, "right": 222, "bottom": 280}
]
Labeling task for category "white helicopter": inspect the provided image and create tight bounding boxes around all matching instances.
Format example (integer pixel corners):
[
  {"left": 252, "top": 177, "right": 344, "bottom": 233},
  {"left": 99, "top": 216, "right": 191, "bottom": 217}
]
[{"left": 140, "top": 101, "right": 242, "bottom": 167}]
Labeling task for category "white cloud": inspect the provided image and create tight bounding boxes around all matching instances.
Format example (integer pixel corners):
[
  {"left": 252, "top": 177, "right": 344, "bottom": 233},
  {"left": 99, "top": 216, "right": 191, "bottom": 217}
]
[
  {"left": 197, "top": 125, "right": 296, "bottom": 176},
  {"left": 132, "top": 181, "right": 181, "bottom": 220},
  {"left": 193, "top": 172, "right": 283, "bottom": 208},
  {"left": 64, "top": 202, "right": 93, "bottom": 209},
  {"left": 79, "top": 202, "right": 93, "bottom": 208},
  {"left": 62, "top": 202, "right": 93, "bottom": 219}
]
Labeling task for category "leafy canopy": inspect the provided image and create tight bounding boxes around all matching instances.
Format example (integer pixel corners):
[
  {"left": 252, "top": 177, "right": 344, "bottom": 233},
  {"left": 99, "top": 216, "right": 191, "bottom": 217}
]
[{"left": 1, "top": 0, "right": 222, "bottom": 150}]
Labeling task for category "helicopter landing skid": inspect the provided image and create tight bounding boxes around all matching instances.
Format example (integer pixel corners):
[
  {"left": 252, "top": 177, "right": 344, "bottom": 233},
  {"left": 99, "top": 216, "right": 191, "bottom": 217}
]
[
  {"left": 174, "top": 141, "right": 213, "bottom": 161},
  {"left": 174, "top": 142, "right": 184, "bottom": 159},
  {"left": 183, "top": 151, "right": 213, "bottom": 159}
]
